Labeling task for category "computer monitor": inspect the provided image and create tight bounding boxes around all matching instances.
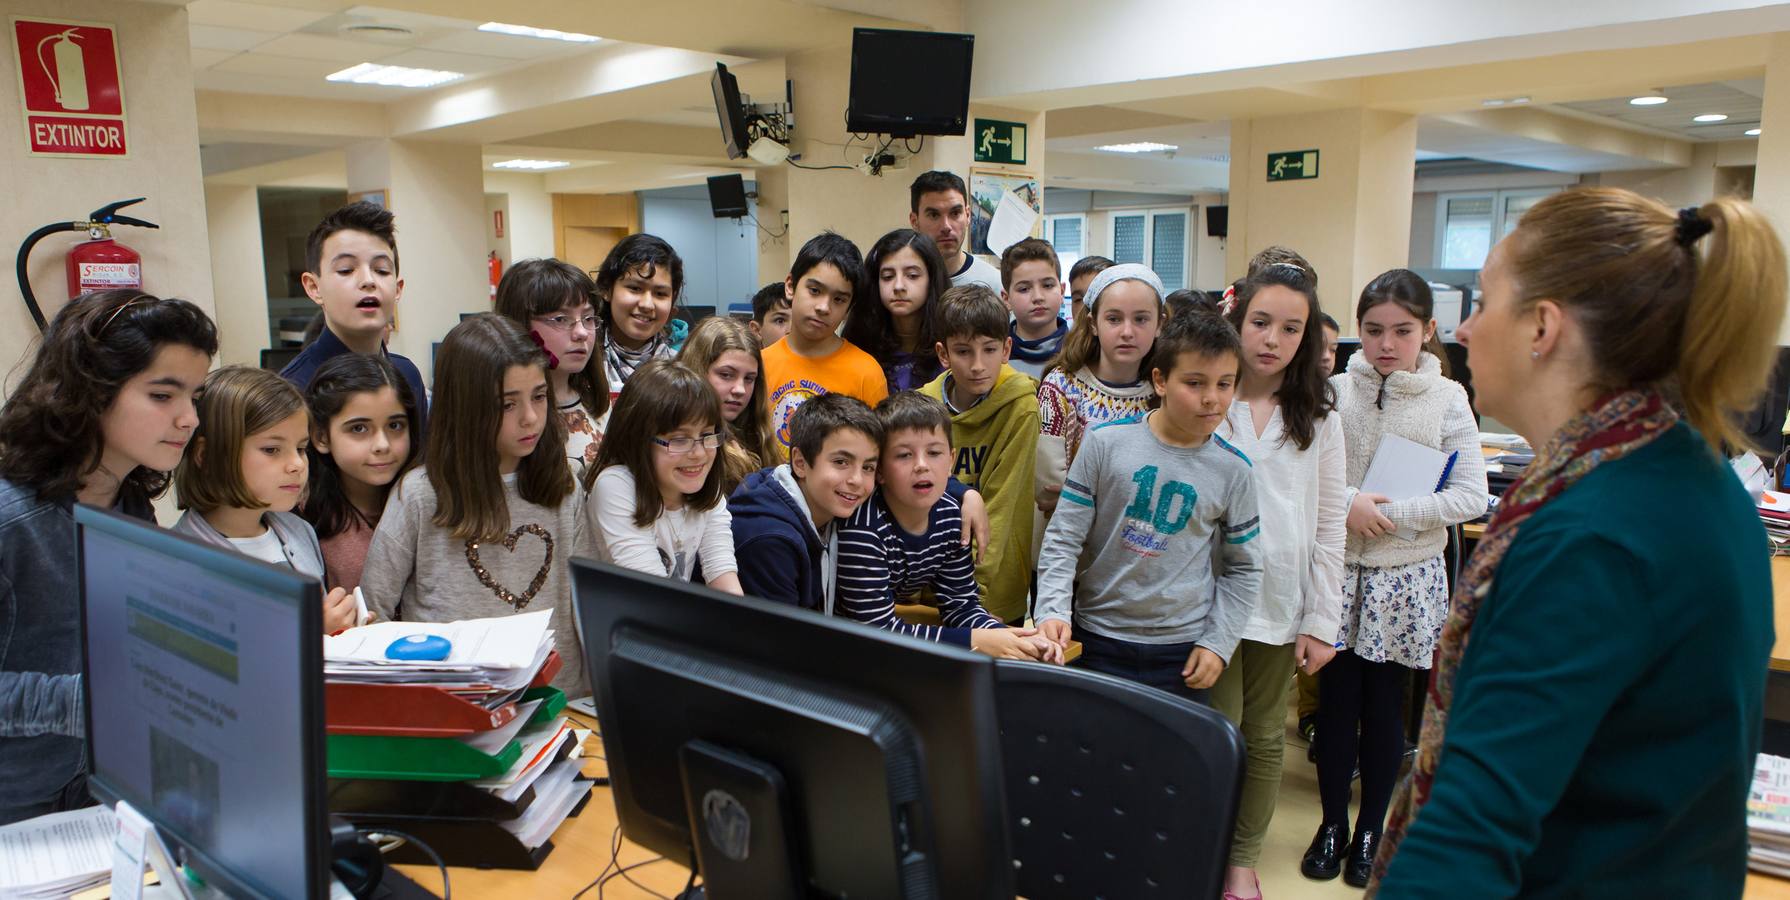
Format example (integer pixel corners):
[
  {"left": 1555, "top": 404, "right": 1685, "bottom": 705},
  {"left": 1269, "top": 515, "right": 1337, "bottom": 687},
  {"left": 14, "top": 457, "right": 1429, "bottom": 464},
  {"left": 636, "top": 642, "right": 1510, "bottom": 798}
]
[
  {"left": 712, "top": 63, "right": 750, "bottom": 160},
  {"left": 77, "top": 504, "right": 329, "bottom": 899},
  {"left": 707, "top": 174, "right": 748, "bottom": 219},
  {"left": 572, "top": 559, "right": 1012, "bottom": 899},
  {"left": 845, "top": 28, "right": 975, "bottom": 137}
]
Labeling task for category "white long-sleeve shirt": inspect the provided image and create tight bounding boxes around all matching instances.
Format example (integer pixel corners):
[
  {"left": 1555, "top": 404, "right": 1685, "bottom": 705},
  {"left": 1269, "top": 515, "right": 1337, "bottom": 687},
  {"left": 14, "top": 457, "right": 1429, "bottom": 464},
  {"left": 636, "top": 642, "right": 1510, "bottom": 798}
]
[
  {"left": 1218, "top": 401, "right": 1347, "bottom": 645},
  {"left": 587, "top": 465, "right": 737, "bottom": 585}
]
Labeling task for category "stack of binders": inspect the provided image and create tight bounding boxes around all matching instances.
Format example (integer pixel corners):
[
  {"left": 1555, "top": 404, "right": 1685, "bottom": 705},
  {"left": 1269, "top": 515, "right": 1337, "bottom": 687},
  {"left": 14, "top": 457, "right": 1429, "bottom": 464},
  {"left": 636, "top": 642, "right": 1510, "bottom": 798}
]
[{"left": 323, "top": 613, "right": 596, "bottom": 869}]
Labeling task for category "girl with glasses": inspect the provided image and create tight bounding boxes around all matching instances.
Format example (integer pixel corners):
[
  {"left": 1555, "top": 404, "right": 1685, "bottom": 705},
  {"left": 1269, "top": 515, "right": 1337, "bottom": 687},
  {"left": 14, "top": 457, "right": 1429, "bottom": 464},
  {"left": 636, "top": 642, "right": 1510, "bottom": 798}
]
[{"left": 494, "top": 258, "right": 612, "bottom": 476}]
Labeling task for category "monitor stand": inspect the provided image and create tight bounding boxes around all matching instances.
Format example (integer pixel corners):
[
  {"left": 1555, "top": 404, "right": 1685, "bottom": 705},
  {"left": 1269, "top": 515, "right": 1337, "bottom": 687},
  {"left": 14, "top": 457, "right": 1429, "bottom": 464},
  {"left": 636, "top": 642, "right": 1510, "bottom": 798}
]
[{"left": 678, "top": 740, "right": 801, "bottom": 900}]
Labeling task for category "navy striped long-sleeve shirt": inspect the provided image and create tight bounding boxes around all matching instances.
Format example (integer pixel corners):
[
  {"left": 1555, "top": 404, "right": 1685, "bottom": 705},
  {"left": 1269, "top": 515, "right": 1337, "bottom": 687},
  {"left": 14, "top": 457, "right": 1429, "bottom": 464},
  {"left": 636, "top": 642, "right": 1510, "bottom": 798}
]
[{"left": 835, "top": 491, "right": 1003, "bottom": 646}]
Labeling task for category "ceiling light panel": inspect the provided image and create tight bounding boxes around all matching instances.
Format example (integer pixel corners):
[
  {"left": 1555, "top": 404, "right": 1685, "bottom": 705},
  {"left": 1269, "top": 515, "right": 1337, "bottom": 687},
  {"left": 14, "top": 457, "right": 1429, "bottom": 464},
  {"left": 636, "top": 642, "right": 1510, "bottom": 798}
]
[
  {"left": 479, "top": 22, "right": 599, "bottom": 42},
  {"left": 326, "top": 62, "right": 464, "bottom": 87}
]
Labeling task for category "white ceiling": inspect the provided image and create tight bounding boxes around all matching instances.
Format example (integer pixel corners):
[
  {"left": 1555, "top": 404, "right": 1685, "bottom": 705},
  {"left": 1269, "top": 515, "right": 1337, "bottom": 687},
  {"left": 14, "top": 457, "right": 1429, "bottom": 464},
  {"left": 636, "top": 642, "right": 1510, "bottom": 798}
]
[
  {"left": 187, "top": 1, "right": 608, "bottom": 101},
  {"left": 1555, "top": 79, "right": 1763, "bottom": 141}
]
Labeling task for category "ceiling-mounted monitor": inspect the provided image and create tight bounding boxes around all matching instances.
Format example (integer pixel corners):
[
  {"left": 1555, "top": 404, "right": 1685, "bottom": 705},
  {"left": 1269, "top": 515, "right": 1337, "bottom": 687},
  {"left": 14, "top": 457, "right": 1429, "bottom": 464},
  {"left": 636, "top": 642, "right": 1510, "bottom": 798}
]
[{"left": 846, "top": 29, "right": 974, "bottom": 138}]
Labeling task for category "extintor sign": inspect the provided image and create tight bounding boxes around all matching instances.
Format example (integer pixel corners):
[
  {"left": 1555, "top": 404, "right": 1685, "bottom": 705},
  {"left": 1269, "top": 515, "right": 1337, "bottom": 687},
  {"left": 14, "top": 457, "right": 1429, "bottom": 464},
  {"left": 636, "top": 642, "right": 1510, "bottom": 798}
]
[
  {"left": 78, "top": 261, "right": 140, "bottom": 290},
  {"left": 12, "top": 17, "right": 128, "bottom": 157}
]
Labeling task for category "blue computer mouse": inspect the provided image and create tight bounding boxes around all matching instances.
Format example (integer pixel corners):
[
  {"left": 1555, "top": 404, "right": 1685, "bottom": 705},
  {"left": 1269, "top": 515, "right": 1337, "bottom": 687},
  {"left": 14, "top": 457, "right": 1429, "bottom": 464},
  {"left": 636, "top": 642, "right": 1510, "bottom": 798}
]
[{"left": 385, "top": 633, "right": 452, "bottom": 662}]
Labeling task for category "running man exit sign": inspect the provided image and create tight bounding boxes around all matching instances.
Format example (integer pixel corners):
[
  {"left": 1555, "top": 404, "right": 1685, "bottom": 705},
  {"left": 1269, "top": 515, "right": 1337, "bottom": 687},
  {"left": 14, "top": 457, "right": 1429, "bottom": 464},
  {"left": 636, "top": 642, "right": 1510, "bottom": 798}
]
[{"left": 1267, "top": 149, "right": 1318, "bottom": 182}]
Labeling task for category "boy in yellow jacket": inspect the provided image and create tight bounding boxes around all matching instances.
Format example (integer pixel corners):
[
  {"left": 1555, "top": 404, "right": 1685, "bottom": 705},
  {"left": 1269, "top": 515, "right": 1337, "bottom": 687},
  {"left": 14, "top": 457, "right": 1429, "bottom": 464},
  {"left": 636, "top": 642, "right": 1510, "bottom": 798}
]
[{"left": 921, "top": 285, "right": 1039, "bottom": 623}]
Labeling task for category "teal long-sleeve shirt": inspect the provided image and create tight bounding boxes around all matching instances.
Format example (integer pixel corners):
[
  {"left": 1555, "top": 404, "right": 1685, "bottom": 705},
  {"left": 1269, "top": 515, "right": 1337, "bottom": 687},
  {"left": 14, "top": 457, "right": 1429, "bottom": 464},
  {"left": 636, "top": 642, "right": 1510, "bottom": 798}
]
[{"left": 1377, "top": 423, "right": 1772, "bottom": 898}]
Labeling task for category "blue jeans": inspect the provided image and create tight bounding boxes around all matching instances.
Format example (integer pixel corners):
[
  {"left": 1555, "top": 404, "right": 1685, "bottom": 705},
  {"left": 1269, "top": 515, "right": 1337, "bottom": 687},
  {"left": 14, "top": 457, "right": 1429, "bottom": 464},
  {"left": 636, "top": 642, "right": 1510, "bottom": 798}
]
[{"left": 1074, "top": 628, "right": 1211, "bottom": 706}]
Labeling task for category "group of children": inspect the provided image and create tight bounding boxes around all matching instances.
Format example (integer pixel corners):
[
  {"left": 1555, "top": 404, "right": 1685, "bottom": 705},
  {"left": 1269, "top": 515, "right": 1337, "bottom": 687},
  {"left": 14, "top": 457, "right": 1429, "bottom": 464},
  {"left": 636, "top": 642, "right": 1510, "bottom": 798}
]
[{"left": 0, "top": 171, "right": 1492, "bottom": 899}]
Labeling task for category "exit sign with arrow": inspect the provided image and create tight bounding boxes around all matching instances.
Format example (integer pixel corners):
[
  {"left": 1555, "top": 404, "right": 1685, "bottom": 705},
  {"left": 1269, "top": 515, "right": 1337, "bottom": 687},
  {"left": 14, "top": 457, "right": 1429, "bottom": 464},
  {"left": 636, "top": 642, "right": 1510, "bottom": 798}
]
[{"left": 1267, "top": 149, "right": 1319, "bottom": 182}]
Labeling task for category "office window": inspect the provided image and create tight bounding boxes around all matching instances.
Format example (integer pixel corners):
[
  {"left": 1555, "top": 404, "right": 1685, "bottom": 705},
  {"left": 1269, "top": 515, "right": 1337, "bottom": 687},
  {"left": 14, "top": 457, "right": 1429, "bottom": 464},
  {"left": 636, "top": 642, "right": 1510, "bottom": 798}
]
[
  {"left": 1107, "top": 208, "right": 1191, "bottom": 289},
  {"left": 1151, "top": 212, "right": 1188, "bottom": 291},
  {"left": 1047, "top": 214, "right": 1084, "bottom": 257},
  {"left": 1435, "top": 188, "right": 1559, "bottom": 270}
]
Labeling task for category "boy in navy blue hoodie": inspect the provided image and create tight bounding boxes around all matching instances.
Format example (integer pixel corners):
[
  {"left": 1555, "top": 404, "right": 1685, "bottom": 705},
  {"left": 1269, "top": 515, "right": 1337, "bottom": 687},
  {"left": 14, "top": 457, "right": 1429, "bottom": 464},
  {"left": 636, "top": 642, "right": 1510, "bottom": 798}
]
[{"left": 730, "top": 393, "right": 882, "bottom": 611}]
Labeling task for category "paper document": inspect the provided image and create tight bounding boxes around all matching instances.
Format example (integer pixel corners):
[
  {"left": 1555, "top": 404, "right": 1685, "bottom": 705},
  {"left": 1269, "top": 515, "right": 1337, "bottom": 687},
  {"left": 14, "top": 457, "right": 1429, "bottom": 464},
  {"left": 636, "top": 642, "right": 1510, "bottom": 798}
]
[
  {"left": 985, "top": 189, "right": 1038, "bottom": 258},
  {"left": 323, "top": 611, "right": 554, "bottom": 691},
  {"left": 0, "top": 805, "right": 117, "bottom": 898},
  {"left": 1361, "top": 434, "right": 1457, "bottom": 542}
]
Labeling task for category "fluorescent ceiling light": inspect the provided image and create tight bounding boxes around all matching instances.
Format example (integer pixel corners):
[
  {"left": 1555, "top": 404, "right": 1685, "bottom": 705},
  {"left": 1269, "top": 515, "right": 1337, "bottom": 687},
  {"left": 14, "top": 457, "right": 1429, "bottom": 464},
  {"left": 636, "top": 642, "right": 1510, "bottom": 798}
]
[
  {"left": 326, "top": 62, "right": 463, "bottom": 88},
  {"left": 1629, "top": 96, "right": 1669, "bottom": 106},
  {"left": 1693, "top": 113, "right": 1729, "bottom": 123},
  {"left": 1748, "top": 128, "right": 1763, "bottom": 136},
  {"left": 478, "top": 22, "right": 600, "bottom": 42},
  {"left": 492, "top": 159, "right": 571, "bottom": 170},
  {"left": 1482, "top": 96, "right": 1530, "bottom": 107},
  {"left": 1094, "top": 142, "right": 1178, "bottom": 154}
]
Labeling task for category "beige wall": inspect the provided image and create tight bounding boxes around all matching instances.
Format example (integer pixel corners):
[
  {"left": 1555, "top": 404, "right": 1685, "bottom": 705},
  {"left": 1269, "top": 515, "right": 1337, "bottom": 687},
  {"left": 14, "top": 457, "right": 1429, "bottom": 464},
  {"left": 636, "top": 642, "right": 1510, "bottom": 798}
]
[
  {"left": 203, "top": 183, "right": 268, "bottom": 368},
  {"left": 0, "top": 0, "right": 212, "bottom": 388},
  {"left": 1228, "top": 108, "right": 1417, "bottom": 328},
  {"left": 347, "top": 139, "right": 488, "bottom": 381},
  {"left": 1759, "top": 32, "right": 1790, "bottom": 343},
  {"left": 485, "top": 172, "right": 556, "bottom": 263}
]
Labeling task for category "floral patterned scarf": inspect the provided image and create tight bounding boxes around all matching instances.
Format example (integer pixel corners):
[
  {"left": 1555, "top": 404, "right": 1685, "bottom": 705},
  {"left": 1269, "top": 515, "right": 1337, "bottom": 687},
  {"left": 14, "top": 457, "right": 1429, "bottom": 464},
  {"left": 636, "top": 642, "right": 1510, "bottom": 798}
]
[{"left": 1368, "top": 388, "right": 1680, "bottom": 893}]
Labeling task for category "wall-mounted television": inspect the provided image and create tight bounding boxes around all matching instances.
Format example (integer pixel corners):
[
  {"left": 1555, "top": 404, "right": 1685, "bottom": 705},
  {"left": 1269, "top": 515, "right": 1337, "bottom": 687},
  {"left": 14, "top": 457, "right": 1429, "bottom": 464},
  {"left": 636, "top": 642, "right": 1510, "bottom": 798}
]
[
  {"left": 712, "top": 63, "right": 749, "bottom": 160},
  {"left": 846, "top": 29, "right": 974, "bottom": 138}
]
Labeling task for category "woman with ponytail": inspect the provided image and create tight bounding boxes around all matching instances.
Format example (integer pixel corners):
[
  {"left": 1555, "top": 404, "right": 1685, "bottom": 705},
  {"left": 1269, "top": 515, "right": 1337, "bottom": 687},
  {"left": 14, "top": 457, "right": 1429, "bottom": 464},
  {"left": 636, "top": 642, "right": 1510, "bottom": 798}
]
[{"left": 1370, "top": 189, "right": 1787, "bottom": 897}]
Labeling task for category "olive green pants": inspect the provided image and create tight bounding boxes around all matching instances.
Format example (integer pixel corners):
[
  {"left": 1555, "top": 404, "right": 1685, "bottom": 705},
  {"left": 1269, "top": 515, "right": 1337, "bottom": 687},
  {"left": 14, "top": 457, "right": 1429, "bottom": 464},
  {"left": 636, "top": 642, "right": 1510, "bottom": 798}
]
[{"left": 1210, "top": 639, "right": 1298, "bottom": 869}]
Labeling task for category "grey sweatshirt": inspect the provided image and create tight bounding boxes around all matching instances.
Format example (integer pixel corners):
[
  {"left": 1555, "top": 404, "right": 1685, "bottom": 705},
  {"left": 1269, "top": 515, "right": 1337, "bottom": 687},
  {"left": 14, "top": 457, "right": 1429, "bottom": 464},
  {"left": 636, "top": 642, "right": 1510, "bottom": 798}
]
[
  {"left": 359, "top": 469, "right": 594, "bottom": 695},
  {"left": 1035, "top": 412, "right": 1264, "bottom": 663}
]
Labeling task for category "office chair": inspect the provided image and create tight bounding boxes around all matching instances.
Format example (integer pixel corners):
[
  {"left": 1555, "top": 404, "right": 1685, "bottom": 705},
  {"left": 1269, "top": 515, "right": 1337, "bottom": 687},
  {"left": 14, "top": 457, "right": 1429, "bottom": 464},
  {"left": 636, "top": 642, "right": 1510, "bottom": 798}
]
[{"left": 993, "top": 661, "right": 1245, "bottom": 900}]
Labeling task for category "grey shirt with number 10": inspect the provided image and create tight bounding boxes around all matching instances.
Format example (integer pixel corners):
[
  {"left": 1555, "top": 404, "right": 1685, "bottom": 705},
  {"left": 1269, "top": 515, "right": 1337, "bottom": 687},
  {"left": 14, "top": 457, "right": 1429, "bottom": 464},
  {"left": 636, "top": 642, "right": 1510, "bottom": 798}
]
[{"left": 1035, "top": 412, "right": 1263, "bottom": 663}]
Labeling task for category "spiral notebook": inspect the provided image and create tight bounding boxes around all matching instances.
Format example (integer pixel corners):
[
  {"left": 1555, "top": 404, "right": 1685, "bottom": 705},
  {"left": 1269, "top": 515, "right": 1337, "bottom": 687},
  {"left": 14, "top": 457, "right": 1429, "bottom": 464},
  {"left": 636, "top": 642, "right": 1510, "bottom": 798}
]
[{"left": 1361, "top": 434, "right": 1460, "bottom": 542}]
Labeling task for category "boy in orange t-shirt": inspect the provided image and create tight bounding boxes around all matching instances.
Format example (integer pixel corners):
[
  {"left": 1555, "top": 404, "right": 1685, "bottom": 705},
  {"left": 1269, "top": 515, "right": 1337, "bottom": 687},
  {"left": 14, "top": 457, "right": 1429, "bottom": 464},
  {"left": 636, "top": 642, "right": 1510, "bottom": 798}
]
[{"left": 763, "top": 232, "right": 889, "bottom": 449}]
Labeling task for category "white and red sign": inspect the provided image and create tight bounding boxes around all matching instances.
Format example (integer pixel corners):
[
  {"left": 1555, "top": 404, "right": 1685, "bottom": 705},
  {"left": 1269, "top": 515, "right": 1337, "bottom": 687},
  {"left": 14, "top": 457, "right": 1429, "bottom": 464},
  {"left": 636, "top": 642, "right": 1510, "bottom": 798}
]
[{"left": 12, "top": 17, "right": 127, "bottom": 157}]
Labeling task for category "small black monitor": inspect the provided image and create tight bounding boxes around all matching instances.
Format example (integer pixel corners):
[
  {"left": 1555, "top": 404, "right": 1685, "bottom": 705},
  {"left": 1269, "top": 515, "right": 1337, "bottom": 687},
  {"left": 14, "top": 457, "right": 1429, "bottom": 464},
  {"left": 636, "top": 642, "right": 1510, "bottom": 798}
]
[
  {"left": 1206, "top": 205, "right": 1228, "bottom": 238},
  {"left": 77, "top": 504, "right": 330, "bottom": 899},
  {"left": 572, "top": 559, "right": 1013, "bottom": 899},
  {"left": 712, "top": 63, "right": 750, "bottom": 160},
  {"left": 707, "top": 174, "right": 749, "bottom": 219},
  {"left": 846, "top": 29, "right": 975, "bottom": 137}
]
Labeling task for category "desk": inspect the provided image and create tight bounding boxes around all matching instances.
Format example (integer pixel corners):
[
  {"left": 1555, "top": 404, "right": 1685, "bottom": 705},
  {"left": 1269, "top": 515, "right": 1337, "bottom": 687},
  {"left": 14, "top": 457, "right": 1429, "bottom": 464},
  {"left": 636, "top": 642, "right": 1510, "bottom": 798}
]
[
  {"left": 1750, "top": 872, "right": 1790, "bottom": 898},
  {"left": 392, "top": 712, "right": 691, "bottom": 898}
]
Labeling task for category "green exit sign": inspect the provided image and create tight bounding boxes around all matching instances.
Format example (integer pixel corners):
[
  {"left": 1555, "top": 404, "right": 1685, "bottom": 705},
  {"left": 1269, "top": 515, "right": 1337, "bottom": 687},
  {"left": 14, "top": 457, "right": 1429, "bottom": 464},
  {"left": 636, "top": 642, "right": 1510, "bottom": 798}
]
[
  {"left": 974, "top": 118, "right": 1027, "bottom": 165},
  {"left": 1267, "top": 149, "right": 1319, "bottom": 182}
]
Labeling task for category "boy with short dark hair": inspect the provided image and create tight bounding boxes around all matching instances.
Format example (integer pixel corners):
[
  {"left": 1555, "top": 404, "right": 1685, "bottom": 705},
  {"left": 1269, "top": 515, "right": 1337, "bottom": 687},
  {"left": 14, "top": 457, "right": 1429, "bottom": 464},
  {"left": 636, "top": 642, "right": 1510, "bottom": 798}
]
[
  {"left": 1001, "top": 238, "right": 1068, "bottom": 380},
  {"left": 919, "top": 285, "right": 1039, "bottom": 624},
  {"left": 836, "top": 393, "right": 1059, "bottom": 660},
  {"left": 730, "top": 393, "right": 881, "bottom": 612},
  {"left": 761, "top": 233, "right": 889, "bottom": 450},
  {"left": 909, "top": 170, "right": 1002, "bottom": 291},
  {"left": 1066, "top": 255, "right": 1114, "bottom": 322},
  {"left": 1036, "top": 312, "right": 1263, "bottom": 704},
  {"left": 280, "top": 201, "right": 429, "bottom": 434},
  {"left": 749, "top": 281, "right": 791, "bottom": 347}
]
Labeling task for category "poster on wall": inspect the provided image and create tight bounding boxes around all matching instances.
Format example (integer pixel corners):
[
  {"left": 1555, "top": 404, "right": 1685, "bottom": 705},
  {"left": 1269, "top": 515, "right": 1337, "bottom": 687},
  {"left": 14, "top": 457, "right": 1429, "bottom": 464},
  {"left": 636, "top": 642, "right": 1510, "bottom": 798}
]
[
  {"left": 968, "top": 170, "right": 1042, "bottom": 257},
  {"left": 12, "top": 17, "right": 127, "bottom": 157}
]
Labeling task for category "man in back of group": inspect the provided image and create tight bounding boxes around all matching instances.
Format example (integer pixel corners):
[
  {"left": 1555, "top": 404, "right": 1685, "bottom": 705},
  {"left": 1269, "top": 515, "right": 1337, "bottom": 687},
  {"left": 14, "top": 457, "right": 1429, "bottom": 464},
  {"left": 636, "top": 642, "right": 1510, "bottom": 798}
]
[{"left": 909, "top": 171, "right": 1002, "bottom": 292}]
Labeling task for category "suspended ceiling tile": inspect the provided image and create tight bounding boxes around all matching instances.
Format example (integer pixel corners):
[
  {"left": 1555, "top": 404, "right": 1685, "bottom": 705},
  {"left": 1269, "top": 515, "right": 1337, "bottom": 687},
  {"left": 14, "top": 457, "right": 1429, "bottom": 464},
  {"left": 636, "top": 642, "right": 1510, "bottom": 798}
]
[
  {"left": 189, "top": 24, "right": 278, "bottom": 52},
  {"left": 187, "top": 0, "right": 330, "bottom": 33}
]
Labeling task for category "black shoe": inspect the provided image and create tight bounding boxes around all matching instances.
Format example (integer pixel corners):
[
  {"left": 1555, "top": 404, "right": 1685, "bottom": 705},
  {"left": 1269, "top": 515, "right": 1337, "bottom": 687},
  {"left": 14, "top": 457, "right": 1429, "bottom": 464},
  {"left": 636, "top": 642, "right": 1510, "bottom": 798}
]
[
  {"left": 1300, "top": 823, "right": 1349, "bottom": 880},
  {"left": 1343, "top": 828, "right": 1381, "bottom": 888}
]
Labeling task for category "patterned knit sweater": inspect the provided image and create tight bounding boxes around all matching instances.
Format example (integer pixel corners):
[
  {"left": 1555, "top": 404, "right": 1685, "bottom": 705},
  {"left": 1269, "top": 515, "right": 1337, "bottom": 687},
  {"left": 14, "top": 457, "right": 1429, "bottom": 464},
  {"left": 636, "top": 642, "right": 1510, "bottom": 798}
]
[{"left": 1035, "top": 366, "right": 1155, "bottom": 508}]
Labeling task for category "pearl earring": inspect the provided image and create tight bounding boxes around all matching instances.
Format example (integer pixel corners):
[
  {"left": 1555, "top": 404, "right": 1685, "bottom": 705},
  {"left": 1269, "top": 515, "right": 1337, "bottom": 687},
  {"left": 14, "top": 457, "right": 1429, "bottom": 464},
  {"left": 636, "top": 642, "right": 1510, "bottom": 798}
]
[{"left": 1531, "top": 351, "right": 1540, "bottom": 360}]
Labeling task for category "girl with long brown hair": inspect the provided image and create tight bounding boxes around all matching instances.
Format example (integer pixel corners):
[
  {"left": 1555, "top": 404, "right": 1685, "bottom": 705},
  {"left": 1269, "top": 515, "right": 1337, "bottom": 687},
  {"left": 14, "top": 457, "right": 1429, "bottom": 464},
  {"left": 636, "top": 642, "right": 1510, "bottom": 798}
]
[
  {"left": 678, "top": 317, "right": 782, "bottom": 493},
  {"left": 360, "top": 314, "right": 592, "bottom": 694}
]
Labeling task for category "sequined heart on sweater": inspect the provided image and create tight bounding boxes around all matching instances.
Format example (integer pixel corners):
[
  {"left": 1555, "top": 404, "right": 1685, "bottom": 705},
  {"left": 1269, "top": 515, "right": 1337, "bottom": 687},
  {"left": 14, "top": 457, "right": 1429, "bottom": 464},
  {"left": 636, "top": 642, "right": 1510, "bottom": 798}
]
[{"left": 464, "top": 523, "right": 554, "bottom": 610}]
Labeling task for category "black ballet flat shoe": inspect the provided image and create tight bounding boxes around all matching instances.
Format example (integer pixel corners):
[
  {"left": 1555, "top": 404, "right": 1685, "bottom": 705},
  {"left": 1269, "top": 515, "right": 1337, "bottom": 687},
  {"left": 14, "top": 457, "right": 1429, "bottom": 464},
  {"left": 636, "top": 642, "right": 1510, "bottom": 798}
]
[
  {"left": 1300, "top": 823, "right": 1349, "bottom": 881},
  {"left": 1343, "top": 828, "right": 1381, "bottom": 888}
]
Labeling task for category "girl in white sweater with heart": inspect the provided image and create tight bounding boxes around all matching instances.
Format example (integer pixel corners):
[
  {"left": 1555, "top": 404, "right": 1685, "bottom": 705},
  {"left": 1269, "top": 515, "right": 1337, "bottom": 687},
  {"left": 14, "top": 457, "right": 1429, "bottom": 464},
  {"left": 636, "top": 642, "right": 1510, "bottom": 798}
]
[
  {"left": 1302, "top": 269, "right": 1489, "bottom": 887},
  {"left": 361, "top": 314, "right": 595, "bottom": 694}
]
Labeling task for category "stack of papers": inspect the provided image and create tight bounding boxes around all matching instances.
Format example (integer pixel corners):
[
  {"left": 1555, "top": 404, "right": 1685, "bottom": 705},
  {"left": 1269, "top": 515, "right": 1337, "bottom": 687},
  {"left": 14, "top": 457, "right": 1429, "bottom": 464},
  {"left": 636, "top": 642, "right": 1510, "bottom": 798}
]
[
  {"left": 0, "top": 805, "right": 116, "bottom": 899},
  {"left": 1479, "top": 431, "right": 1530, "bottom": 450},
  {"left": 323, "top": 610, "right": 554, "bottom": 693},
  {"left": 1759, "top": 492, "right": 1790, "bottom": 550},
  {"left": 1752, "top": 753, "right": 1790, "bottom": 876},
  {"left": 471, "top": 717, "right": 580, "bottom": 803}
]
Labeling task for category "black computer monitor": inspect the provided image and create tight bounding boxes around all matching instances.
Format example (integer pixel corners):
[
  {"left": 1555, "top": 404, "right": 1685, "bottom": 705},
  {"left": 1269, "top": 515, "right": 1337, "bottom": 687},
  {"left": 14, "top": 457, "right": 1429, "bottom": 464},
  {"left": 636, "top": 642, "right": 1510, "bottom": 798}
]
[
  {"left": 846, "top": 29, "right": 975, "bottom": 137},
  {"left": 707, "top": 174, "right": 748, "bottom": 219},
  {"left": 712, "top": 63, "right": 750, "bottom": 160},
  {"left": 77, "top": 504, "right": 330, "bottom": 899},
  {"left": 571, "top": 559, "right": 1012, "bottom": 899}
]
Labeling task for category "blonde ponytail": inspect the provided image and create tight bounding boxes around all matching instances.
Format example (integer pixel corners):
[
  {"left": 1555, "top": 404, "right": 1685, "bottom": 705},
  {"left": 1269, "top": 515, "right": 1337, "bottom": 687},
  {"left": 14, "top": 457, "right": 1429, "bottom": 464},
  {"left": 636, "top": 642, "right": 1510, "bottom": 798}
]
[{"left": 1677, "top": 196, "right": 1788, "bottom": 450}]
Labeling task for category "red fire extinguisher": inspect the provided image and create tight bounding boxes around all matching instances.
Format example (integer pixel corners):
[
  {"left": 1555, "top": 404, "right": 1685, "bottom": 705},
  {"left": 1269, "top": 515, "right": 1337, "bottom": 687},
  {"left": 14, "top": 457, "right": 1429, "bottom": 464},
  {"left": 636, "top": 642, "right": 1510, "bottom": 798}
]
[
  {"left": 15, "top": 198, "right": 158, "bottom": 331},
  {"left": 489, "top": 251, "right": 503, "bottom": 302}
]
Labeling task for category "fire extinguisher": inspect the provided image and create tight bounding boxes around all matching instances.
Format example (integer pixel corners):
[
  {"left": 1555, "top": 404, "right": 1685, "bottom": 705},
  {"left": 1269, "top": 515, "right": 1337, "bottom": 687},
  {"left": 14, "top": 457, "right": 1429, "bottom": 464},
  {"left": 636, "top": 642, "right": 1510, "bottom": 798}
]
[
  {"left": 489, "top": 251, "right": 503, "bottom": 302},
  {"left": 15, "top": 198, "right": 158, "bottom": 332}
]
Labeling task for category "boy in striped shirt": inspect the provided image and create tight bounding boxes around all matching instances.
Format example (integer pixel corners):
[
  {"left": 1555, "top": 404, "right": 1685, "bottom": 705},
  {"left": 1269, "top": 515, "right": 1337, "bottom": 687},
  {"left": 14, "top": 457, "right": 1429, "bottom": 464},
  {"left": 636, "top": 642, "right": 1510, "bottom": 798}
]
[{"left": 836, "top": 392, "right": 1061, "bottom": 661}]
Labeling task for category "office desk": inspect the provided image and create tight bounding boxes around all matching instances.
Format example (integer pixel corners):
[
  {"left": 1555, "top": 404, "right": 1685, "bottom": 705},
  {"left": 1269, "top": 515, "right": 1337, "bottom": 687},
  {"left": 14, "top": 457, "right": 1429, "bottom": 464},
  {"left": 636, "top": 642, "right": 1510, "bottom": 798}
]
[{"left": 392, "top": 712, "right": 692, "bottom": 898}]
